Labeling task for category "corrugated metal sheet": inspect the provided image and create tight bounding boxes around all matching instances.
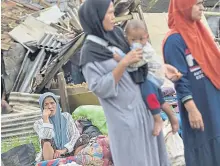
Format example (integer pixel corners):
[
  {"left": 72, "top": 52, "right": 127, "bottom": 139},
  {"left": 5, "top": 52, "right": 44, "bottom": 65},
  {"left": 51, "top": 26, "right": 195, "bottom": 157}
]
[
  {"left": 8, "top": 15, "right": 57, "bottom": 53},
  {"left": 8, "top": 92, "right": 60, "bottom": 108},
  {"left": 9, "top": 92, "right": 41, "bottom": 109},
  {"left": 1, "top": 110, "right": 41, "bottom": 139}
]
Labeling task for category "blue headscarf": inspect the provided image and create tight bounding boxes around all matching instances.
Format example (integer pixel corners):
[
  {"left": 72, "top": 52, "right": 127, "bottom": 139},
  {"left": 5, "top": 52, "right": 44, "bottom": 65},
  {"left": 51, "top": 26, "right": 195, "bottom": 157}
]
[{"left": 39, "top": 92, "right": 68, "bottom": 150}]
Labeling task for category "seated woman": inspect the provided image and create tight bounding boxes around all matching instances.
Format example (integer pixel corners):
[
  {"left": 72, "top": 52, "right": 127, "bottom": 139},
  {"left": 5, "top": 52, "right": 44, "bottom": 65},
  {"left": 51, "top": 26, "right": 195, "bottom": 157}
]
[
  {"left": 34, "top": 92, "right": 80, "bottom": 162},
  {"left": 35, "top": 135, "right": 113, "bottom": 166}
]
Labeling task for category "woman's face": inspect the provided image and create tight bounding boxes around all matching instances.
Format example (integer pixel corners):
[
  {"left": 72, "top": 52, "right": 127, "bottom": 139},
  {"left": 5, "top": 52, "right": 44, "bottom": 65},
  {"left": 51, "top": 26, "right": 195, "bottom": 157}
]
[
  {"left": 103, "top": 2, "right": 115, "bottom": 31},
  {"left": 43, "top": 97, "right": 57, "bottom": 117},
  {"left": 191, "top": 0, "right": 204, "bottom": 21}
]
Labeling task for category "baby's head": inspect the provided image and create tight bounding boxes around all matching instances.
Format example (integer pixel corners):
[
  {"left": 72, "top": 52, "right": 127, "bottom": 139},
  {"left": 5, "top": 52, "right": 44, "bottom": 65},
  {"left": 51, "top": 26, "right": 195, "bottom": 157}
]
[{"left": 125, "top": 20, "right": 149, "bottom": 47}]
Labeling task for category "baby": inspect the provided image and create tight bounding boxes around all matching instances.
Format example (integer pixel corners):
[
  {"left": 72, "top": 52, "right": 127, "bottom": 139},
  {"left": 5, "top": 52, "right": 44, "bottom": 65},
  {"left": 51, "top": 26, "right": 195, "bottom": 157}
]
[{"left": 109, "top": 20, "right": 181, "bottom": 136}]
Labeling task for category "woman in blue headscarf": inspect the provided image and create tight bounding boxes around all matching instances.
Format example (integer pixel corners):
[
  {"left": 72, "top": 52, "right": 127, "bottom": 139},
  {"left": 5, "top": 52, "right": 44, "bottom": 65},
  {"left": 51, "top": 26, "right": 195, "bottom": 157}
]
[{"left": 34, "top": 92, "right": 80, "bottom": 162}]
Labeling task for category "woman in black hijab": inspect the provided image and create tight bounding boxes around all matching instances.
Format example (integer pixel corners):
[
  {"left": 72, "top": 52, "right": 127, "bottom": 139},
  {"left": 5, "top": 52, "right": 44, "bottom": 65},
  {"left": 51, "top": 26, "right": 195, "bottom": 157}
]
[{"left": 79, "top": 0, "right": 170, "bottom": 166}]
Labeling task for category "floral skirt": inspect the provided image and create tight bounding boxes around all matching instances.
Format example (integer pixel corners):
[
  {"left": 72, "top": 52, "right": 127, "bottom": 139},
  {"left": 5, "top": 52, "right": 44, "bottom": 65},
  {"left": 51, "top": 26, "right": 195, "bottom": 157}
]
[{"left": 74, "top": 135, "right": 113, "bottom": 166}]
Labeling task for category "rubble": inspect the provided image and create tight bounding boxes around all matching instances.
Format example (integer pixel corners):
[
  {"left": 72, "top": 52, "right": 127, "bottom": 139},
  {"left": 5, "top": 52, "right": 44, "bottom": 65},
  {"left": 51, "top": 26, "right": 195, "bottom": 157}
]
[
  {"left": 1, "top": 1, "right": 35, "bottom": 50},
  {"left": 1, "top": 0, "right": 218, "bottom": 97},
  {"left": 2, "top": 3, "right": 83, "bottom": 94},
  {"left": 1, "top": 0, "right": 141, "bottom": 96}
]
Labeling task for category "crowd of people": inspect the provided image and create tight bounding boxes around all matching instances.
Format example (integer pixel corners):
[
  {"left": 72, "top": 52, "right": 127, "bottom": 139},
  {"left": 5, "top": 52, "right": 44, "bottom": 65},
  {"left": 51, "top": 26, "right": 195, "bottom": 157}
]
[{"left": 34, "top": 0, "right": 220, "bottom": 165}]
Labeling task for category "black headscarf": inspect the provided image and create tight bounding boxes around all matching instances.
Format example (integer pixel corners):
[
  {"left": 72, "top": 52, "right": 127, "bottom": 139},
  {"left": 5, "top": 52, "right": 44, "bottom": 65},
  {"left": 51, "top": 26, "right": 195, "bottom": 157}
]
[
  {"left": 78, "top": 0, "right": 148, "bottom": 84},
  {"left": 78, "top": 0, "right": 130, "bottom": 66}
]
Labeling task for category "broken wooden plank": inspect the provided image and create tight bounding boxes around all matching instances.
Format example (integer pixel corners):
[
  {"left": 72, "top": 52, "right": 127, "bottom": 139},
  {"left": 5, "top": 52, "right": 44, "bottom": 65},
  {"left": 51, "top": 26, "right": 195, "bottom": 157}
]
[
  {"left": 39, "top": 0, "right": 52, "bottom": 8},
  {"left": 57, "top": 72, "right": 70, "bottom": 113},
  {"left": 1, "top": 43, "right": 12, "bottom": 51},
  {"left": 68, "top": 92, "right": 100, "bottom": 112},
  {"left": 1, "top": 14, "right": 20, "bottom": 21},
  {"left": 9, "top": 0, "right": 41, "bottom": 11},
  {"left": 115, "top": 15, "right": 133, "bottom": 23},
  {"left": 137, "top": 5, "right": 148, "bottom": 30}
]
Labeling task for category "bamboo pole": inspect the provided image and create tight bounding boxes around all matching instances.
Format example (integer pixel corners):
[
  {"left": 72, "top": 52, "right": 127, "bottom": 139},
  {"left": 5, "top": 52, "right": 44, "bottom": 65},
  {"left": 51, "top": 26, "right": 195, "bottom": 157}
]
[{"left": 204, "top": 11, "right": 220, "bottom": 16}]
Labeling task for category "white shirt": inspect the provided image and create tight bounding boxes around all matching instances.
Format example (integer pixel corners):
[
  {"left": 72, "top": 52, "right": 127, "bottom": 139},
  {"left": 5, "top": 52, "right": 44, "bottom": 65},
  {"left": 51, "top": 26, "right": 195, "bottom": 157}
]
[{"left": 33, "top": 112, "right": 80, "bottom": 162}]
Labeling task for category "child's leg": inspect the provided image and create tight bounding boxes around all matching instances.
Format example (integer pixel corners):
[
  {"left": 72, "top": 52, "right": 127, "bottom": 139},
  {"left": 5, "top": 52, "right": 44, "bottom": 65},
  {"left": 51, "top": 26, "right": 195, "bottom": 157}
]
[
  {"left": 156, "top": 89, "right": 174, "bottom": 119},
  {"left": 140, "top": 80, "right": 163, "bottom": 136},
  {"left": 161, "top": 102, "right": 175, "bottom": 119},
  {"left": 152, "top": 114, "right": 163, "bottom": 136},
  {"left": 160, "top": 101, "right": 179, "bottom": 133}
]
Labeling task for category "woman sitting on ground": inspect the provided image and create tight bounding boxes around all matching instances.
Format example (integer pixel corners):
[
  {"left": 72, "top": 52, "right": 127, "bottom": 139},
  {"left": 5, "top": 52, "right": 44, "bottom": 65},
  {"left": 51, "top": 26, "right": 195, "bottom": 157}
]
[{"left": 34, "top": 92, "right": 80, "bottom": 162}]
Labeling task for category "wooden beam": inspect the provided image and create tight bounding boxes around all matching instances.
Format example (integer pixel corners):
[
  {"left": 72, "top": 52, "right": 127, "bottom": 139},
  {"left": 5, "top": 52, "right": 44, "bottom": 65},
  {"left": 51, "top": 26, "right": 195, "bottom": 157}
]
[
  {"left": 130, "top": 0, "right": 140, "bottom": 12},
  {"left": 137, "top": 5, "right": 147, "bottom": 29},
  {"left": 114, "top": 15, "right": 133, "bottom": 23},
  {"left": 57, "top": 72, "right": 70, "bottom": 113},
  {"left": 9, "top": 0, "right": 41, "bottom": 10}
]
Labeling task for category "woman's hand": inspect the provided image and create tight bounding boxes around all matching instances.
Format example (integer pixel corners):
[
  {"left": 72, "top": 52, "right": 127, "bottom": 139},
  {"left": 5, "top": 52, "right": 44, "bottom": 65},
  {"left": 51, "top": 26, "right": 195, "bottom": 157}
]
[
  {"left": 113, "top": 53, "right": 122, "bottom": 62},
  {"left": 164, "top": 64, "right": 182, "bottom": 81},
  {"left": 188, "top": 109, "right": 204, "bottom": 131},
  {"left": 42, "top": 109, "right": 51, "bottom": 123},
  {"left": 53, "top": 148, "right": 67, "bottom": 159},
  {"left": 112, "top": 48, "right": 142, "bottom": 84},
  {"left": 184, "top": 100, "right": 204, "bottom": 131},
  {"left": 121, "top": 49, "right": 143, "bottom": 67}
]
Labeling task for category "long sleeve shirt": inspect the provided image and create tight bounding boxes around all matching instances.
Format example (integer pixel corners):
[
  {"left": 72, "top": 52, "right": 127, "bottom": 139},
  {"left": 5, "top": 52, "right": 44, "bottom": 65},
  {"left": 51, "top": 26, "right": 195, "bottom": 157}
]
[{"left": 33, "top": 112, "right": 80, "bottom": 162}]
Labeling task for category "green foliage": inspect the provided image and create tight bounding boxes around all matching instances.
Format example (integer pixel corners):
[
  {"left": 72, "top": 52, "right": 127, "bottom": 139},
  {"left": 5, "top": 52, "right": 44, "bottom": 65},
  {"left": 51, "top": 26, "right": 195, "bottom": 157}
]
[{"left": 1, "top": 135, "right": 40, "bottom": 153}]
